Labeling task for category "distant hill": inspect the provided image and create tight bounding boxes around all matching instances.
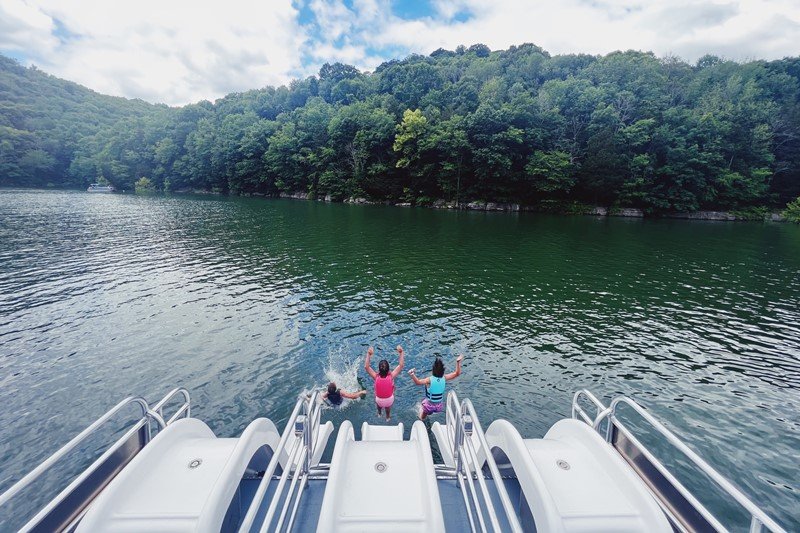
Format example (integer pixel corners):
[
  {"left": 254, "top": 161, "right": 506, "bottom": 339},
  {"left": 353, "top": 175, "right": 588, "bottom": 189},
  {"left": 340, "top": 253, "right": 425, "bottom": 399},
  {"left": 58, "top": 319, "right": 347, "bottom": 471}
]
[
  {"left": 0, "top": 55, "right": 165, "bottom": 187},
  {"left": 1, "top": 46, "right": 799, "bottom": 211}
]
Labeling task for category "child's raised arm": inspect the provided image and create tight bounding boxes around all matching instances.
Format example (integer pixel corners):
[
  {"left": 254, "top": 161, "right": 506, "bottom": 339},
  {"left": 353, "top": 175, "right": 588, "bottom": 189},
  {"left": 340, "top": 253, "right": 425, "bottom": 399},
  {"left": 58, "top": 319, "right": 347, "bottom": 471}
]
[
  {"left": 445, "top": 354, "right": 464, "bottom": 381},
  {"left": 407, "top": 368, "right": 429, "bottom": 386},
  {"left": 391, "top": 345, "right": 405, "bottom": 377},
  {"left": 364, "top": 346, "right": 377, "bottom": 379},
  {"left": 341, "top": 389, "right": 367, "bottom": 399}
]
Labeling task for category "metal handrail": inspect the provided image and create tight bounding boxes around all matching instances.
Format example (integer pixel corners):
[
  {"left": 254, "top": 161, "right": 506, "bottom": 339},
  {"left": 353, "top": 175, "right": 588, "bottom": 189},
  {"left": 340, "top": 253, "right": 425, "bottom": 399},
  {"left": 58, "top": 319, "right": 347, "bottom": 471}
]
[
  {"left": 260, "top": 438, "right": 303, "bottom": 533},
  {"left": 0, "top": 396, "right": 155, "bottom": 508},
  {"left": 446, "top": 391, "right": 523, "bottom": 533},
  {"left": 151, "top": 387, "right": 191, "bottom": 425},
  {"left": 462, "top": 398, "right": 523, "bottom": 533},
  {"left": 19, "top": 417, "right": 151, "bottom": 532},
  {"left": 238, "top": 396, "right": 305, "bottom": 533},
  {"left": 572, "top": 389, "right": 606, "bottom": 426},
  {"left": 239, "top": 392, "right": 322, "bottom": 533},
  {"left": 594, "top": 396, "right": 787, "bottom": 533},
  {"left": 260, "top": 391, "right": 321, "bottom": 533},
  {"left": 610, "top": 417, "right": 727, "bottom": 532}
]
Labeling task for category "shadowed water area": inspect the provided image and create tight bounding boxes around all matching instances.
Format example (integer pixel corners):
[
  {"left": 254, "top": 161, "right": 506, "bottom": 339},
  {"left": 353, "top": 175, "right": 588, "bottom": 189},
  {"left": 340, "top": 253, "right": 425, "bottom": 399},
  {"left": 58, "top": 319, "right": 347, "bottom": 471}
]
[{"left": 0, "top": 189, "right": 798, "bottom": 530}]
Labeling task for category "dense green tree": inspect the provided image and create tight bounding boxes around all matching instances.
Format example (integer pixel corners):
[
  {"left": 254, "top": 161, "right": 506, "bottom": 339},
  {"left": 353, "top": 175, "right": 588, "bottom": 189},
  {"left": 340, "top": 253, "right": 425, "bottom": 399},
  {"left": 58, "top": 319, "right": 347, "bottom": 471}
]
[
  {"left": 2, "top": 45, "right": 799, "bottom": 211},
  {"left": 526, "top": 150, "right": 575, "bottom": 196}
]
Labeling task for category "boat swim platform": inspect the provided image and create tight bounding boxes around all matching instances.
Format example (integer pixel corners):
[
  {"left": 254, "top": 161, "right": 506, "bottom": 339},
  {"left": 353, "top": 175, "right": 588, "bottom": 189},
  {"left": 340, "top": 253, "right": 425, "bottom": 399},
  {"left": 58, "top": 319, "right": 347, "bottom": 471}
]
[{"left": 0, "top": 388, "right": 788, "bottom": 533}]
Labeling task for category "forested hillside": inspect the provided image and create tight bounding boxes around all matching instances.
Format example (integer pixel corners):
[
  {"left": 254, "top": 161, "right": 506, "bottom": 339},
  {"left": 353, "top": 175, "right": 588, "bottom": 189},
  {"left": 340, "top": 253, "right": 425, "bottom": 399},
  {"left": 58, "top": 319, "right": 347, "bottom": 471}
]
[
  {"left": 0, "top": 55, "right": 167, "bottom": 188},
  {"left": 2, "top": 45, "right": 800, "bottom": 212}
]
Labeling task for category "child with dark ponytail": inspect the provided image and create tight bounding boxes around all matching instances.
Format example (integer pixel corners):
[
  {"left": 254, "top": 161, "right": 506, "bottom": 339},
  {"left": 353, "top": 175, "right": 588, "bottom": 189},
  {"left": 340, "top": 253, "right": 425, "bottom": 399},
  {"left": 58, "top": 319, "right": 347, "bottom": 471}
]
[{"left": 364, "top": 345, "right": 405, "bottom": 421}]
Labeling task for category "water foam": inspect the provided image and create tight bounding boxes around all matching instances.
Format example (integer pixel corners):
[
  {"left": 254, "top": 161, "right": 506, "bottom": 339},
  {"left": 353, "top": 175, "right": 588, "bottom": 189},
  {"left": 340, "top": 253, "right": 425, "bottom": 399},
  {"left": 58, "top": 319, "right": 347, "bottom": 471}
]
[{"left": 300, "top": 346, "right": 365, "bottom": 410}]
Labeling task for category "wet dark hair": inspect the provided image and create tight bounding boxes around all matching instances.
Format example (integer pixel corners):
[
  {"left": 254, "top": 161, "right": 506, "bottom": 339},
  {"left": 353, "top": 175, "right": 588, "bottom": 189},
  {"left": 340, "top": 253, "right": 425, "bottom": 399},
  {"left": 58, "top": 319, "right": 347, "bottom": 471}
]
[
  {"left": 327, "top": 382, "right": 337, "bottom": 394},
  {"left": 378, "top": 359, "right": 390, "bottom": 378},
  {"left": 432, "top": 358, "right": 445, "bottom": 378}
]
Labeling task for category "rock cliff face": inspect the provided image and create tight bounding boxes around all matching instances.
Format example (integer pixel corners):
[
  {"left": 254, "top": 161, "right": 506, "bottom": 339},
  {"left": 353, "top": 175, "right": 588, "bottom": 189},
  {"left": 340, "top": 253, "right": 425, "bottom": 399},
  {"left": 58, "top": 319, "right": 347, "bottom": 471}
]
[
  {"left": 279, "top": 191, "right": 310, "bottom": 200},
  {"left": 461, "top": 201, "right": 520, "bottom": 211},
  {"left": 265, "top": 193, "right": 789, "bottom": 222},
  {"left": 345, "top": 197, "right": 379, "bottom": 205},
  {"left": 667, "top": 211, "right": 737, "bottom": 221},
  {"left": 610, "top": 208, "right": 645, "bottom": 217}
]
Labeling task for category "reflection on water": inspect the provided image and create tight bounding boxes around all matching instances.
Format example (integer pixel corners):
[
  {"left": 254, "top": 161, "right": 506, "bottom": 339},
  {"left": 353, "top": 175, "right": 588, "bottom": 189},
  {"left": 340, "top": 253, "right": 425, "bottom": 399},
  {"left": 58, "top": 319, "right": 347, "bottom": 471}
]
[{"left": 0, "top": 189, "right": 798, "bottom": 530}]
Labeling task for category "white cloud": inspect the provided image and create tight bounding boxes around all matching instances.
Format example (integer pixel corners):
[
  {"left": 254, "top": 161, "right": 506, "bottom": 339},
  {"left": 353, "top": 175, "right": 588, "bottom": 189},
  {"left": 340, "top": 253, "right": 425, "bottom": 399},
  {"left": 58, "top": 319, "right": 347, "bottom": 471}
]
[
  {"left": 1, "top": 0, "right": 799, "bottom": 105},
  {"left": 1, "top": 0, "right": 306, "bottom": 105},
  {"left": 0, "top": 0, "right": 58, "bottom": 54},
  {"left": 311, "top": 0, "right": 800, "bottom": 66}
]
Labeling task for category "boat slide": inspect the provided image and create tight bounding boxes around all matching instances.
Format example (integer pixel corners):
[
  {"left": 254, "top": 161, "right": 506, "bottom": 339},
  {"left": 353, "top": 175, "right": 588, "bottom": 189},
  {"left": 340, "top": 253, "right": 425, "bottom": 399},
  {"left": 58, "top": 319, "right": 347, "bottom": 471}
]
[{"left": 0, "top": 388, "right": 788, "bottom": 532}]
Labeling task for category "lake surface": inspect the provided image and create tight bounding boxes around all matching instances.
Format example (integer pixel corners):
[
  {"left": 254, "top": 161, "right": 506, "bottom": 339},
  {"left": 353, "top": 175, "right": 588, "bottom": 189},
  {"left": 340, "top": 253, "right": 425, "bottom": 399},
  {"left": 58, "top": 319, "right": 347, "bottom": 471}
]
[{"left": 0, "top": 189, "right": 798, "bottom": 530}]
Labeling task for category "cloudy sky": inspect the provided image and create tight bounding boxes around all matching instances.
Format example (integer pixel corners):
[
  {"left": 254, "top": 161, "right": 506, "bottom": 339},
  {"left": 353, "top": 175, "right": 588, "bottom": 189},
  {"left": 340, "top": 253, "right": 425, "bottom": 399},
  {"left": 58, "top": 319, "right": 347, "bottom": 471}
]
[{"left": 1, "top": 0, "right": 799, "bottom": 106}]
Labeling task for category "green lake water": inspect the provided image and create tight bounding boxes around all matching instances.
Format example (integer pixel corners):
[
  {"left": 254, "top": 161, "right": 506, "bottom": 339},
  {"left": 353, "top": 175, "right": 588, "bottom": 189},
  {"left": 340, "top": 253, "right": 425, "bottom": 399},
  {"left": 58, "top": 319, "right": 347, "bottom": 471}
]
[{"left": 0, "top": 189, "right": 798, "bottom": 530}]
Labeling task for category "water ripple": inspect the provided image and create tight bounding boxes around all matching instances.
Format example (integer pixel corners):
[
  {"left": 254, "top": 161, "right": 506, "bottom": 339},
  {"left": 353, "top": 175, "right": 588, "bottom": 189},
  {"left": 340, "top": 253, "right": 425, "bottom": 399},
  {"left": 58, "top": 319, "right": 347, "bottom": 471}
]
[{"left": 0, "top": 190, "right": 798, "bottom": 530}]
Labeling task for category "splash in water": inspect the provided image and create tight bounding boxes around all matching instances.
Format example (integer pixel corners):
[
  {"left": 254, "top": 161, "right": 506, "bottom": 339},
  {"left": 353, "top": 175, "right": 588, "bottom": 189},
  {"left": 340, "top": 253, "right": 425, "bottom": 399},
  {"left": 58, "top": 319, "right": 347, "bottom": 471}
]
[{"left": 301, "top": 346, "right": 365, "bottom": 409}]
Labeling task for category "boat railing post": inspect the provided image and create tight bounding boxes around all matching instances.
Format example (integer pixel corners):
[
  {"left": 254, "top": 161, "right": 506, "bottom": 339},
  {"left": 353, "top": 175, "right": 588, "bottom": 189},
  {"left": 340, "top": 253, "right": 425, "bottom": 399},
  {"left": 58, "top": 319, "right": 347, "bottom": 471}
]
[
  {"left": 453, "top": 396, "right": 465, "bottom": 487},
  {"left": 302, "top": 392, "right": 318, "bottom": 477}
]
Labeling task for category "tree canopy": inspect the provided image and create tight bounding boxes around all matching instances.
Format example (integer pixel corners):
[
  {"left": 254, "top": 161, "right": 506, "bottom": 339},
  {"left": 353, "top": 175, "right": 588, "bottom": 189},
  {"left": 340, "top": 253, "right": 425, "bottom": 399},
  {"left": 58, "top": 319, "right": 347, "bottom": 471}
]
[{"left": 2, "top": 46, "right": 799, "bottom": 212}]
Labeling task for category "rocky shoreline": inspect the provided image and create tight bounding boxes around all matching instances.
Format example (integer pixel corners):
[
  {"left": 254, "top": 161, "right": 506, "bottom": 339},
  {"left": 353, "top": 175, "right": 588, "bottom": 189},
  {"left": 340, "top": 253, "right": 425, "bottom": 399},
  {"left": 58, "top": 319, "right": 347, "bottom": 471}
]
[{"left": 267, "top": 191, "right": 788, "bottom": 222}]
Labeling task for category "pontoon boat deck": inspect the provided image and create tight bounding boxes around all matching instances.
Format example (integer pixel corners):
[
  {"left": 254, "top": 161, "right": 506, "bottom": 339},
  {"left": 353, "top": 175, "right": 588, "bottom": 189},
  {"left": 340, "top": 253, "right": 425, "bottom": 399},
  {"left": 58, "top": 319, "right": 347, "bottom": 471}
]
[{"left": 0, "top": 388, "right": 787, "bottom": 532}]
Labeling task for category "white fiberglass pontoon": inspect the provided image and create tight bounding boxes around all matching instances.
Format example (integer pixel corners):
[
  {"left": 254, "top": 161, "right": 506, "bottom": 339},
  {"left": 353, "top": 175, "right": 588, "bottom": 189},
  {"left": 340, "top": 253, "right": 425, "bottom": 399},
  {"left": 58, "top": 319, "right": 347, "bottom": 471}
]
[{"left": 0, "top": 388, "right": 787, "bottom": 532}]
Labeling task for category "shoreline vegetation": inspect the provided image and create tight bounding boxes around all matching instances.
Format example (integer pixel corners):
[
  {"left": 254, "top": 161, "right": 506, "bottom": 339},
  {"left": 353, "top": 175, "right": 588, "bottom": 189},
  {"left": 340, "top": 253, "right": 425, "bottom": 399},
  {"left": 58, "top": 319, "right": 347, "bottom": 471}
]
[
  {"left": 272, "top": 191, "right": 791, "bottom": 221},
  {"left": 177, "top": 187, "right": 791, "bottom": 222},
  {"left": 2, "top": 43, "right": 800, "bottom": 219},
  {"left": 2, "top": 186, "right": 791, "bottom": 222}
]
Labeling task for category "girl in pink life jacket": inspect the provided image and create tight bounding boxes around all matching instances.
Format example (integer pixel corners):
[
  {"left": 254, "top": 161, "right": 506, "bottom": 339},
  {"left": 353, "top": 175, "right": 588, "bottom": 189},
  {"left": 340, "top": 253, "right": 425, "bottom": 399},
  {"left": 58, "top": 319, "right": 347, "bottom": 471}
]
[{"left": 364, "top": 345, "right": 405, "bottom": 421}]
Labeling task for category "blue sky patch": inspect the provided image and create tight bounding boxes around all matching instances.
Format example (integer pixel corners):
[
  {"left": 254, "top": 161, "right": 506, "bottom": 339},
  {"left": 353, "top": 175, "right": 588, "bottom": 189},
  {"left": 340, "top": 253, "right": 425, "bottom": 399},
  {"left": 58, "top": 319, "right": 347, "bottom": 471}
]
[
  {"left": 391, "top": 0, "right": 435, "bottom": 19},
  {"left": 52, "top": 18, "right": 79, "bottom": 44}
]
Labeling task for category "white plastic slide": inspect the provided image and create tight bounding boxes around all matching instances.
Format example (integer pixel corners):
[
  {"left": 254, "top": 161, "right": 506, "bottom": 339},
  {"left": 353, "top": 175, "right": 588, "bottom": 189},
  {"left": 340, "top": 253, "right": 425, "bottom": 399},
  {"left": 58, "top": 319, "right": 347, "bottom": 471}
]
[
  {"left": 77, "top": 417, "right": 281, "bottom": 532},
  {"left": 485, "top": 418, "right": 672, "bottom": 533},
  {"left": 317, "top": 421, "right": 445, "bottom": 532}
]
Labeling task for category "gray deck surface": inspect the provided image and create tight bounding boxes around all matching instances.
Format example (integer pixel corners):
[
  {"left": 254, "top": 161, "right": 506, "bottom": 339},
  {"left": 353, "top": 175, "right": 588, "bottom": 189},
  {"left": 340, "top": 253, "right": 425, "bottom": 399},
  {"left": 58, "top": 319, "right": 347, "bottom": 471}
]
[{"left": 239, "top": 476, "right": 524, "bottom": 531}]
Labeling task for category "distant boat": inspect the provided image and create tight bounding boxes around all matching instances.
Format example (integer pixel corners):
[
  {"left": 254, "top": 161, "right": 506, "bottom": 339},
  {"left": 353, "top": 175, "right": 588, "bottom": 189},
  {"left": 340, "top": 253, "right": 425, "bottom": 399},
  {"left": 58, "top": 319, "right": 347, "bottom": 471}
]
[{"left": 87, "top": 183, "right": 114, "bottom": 193}]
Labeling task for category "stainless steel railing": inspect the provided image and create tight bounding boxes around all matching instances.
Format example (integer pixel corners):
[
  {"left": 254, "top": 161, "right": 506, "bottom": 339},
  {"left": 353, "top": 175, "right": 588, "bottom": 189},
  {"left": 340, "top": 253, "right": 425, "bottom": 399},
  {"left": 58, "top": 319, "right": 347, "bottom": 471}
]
[
  {"left": 445, "top": 391, "right": 523, "bottom": 533},
  {"left": 151, "top": 387, "right": 191, "bottom": 425},
  {"left": 0, "top": 388, "right": 191, "bottom": 532},
  {"left": 0, "top": 397, "right": 152, "bottom": 510},
  {"left": 572, "top": 389, "right": 606, "bottom": 426},
  {"left": 571, "top": 389, "right": 787, "bottom": 533},
  {"left": 238, "top": 392, "right": 323, "bottom": 533}
]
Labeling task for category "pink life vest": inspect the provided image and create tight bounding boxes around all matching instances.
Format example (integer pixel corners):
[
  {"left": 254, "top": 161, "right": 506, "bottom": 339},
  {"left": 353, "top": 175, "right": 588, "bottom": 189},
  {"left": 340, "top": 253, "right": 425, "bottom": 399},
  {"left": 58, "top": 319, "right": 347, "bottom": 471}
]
[{"left": 375, "top": 374, "right": 394, "bottom": 398}]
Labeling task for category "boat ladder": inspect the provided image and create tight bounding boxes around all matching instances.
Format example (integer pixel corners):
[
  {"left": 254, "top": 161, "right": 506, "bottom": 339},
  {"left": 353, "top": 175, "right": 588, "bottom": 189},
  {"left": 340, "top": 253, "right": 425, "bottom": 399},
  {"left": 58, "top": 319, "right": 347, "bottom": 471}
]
[
  {"left": 238, "top": 392, "right": 324, "bottom": 533},
  {"left": 440, "top": 391, "right": 523, "bottom": 533}
]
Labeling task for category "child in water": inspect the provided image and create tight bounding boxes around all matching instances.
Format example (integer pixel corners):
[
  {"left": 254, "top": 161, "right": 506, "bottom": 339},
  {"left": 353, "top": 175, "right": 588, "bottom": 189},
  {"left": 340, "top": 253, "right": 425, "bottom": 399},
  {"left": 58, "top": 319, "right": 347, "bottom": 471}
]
[
  {"left": 408, "top": 354, "right": 464, "bottom": 420},
  {"left": 322, "top": 382, "right": 366, "bottom": 406},
  {"left": 364, "top": 345, "right": 405, "bottom": 421}
]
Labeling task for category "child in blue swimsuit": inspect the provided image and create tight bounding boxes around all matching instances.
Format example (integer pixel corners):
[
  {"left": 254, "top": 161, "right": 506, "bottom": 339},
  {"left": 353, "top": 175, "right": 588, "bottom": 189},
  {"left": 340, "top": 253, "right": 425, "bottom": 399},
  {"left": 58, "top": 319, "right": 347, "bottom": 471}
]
[
  {"left": 408, "top": 354, "right": 463, "bottom": 420},
  {"left": 322, "top": 382, "right": 366, "bottom": 406}
]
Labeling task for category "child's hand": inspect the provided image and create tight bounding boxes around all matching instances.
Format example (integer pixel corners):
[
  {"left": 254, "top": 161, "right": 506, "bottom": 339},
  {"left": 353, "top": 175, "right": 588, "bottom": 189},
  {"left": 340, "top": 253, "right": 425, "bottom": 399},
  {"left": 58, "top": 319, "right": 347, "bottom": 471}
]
[
  {"left": 397, "top": 345, "right": 404, "bottom": 354},
  {"left": 456, "top": 354, "right": 464, "bottom": 363},
  {"left": 359, "top": 390, "right": 366, "bottom": 397},
  {"left": 408, "top": 368, "right": 416, "bottom": 375},
  {"left": 367, "top": 346, "right": 374, "bottom": 356}
]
